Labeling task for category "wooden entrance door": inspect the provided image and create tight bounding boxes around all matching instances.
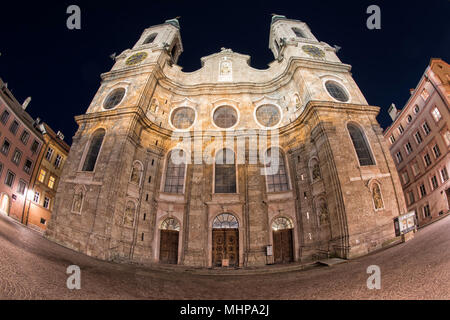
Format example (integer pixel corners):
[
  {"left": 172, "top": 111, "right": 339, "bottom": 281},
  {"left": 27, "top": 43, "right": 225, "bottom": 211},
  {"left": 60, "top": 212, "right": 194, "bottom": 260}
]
[
  {"left": 212, "top": 229, "right": 239, "bottom": 267},
  {"left": 159, "top": 230, "right": 179, "bottom": 264},
  {"left": 273, "top": 228, "right": 293, "bottom": 264}
]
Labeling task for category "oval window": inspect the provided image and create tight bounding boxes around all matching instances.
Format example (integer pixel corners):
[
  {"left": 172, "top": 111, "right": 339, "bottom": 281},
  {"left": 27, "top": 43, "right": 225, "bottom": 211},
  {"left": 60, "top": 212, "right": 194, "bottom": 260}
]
[
  {"left": 325, "top": 81, "right": 349, "bottom": 102},
  {"left": 255, "top": 104, "right": 281, "bottom": 127},
  {"left": 171, "top": 107, "right": 196, "bottom": 129},
  {"left": 103, "top": 88, "right": 125, "bottom": 109},
  {"left": 213, "top": 106, "right": 237, "bottom": 128}
]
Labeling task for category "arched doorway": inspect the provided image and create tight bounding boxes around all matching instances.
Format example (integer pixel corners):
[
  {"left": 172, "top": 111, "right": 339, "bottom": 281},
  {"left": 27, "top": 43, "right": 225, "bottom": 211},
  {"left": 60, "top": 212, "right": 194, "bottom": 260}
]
[
  {"left": 0, "top": 193, "right": 10, "bottom": 216},
  {"left": 272, "top": 217, "right": 294, "bottom": 264},
  {"left": 212, "top": 213, "right": 239, "bottom": 267},
  {"left": 159, "top": 218, "right": 180, "bottom": 264}
]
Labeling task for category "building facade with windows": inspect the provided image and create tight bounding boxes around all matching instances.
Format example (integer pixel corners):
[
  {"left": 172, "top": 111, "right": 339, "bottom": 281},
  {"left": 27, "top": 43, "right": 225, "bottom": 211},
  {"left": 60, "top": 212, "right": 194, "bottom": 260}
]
[
  {"left": 45, "top": 16, "right": 406, "bottom": 267},
  {"left": 0, "top": 79, "right": 43, "bottom": 222},
  {"left": 23, "top": 123, "right": 69, "bottom": 232},
  {"left": 384, "top": 58, "right": 450, "bottom": 227}
]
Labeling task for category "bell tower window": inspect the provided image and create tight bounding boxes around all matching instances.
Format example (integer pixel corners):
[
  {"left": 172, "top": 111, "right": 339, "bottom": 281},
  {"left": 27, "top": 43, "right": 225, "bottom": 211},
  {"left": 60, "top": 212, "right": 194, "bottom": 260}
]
[{"left": 143, "top": 33, "right": 157, "bottom": 44}]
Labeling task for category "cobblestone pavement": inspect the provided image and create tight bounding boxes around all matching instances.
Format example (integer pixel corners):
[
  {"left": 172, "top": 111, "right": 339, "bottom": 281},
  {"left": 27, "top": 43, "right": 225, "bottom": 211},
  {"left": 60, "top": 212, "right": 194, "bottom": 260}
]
[{"left": 0, "top": 214, "right": 449, "bottom": 300}]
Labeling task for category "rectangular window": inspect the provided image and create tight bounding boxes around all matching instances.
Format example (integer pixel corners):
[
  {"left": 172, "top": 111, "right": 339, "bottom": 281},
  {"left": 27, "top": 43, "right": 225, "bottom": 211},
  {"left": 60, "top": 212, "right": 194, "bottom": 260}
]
[
  {"left": 412, "top": 162, "right": 420, "bottom": 176},
  {"left": 431, "top": 107, "right": 442, "bottom": 122},
  {"left": 45, "top": 147, "right": 54, "bottom": 161},
  {"left": 43, "top": 197, "right": 50, "bottom": 209},
  {"left": 1, "top": 139, "right": 11, "bottom": 155},
  {"left": 396, "top": 151, "right": 403, "bottom": 163},
  {"left": 423, "top": 153, "right": 432, "bottom": 167},
  {"left": 0, "top": 162, "right": 3, "bottom": 176},
  {"left": 30, "top": 140, "right": 39, "bottom": 153},
  {"left": 17, "top": 180, "right": 26, "bottom": 195},
  {"left": 422, "top": 122, "right": 431, "bottom": 135},
  {"left": 432, "top": 144, "right": 441, "bottom": 158},
  {"left": 48, "top": 176, "right": 56, "bottom": 189},
  {"left": 5, "top": 170, "right": 15, "bottom": 187},
  {"left": 33, "top": 191, "right": 40, "bottom": 203},
  {"left": 389, "top": 135, "right": 395, "bottom": 144},
  {"left": 421, "top": 89, "right": 430, "bottom": 101},
  {"left": 441, "top": 167, "right": 449, "bottom": 183},
  {"left": 405, "top": 142, "right": 413, "bottom": 155},
  {"left": 401, "top": 171, "right": 410, "bottom": 185},
  {"left": 23, "top": 159, "right": 32, "bottom": 174},
  {"left": 20, "top": 130, "right": 30, "bottom": 145},
  {"left": 11, "top": 149, "right": 22, "bottom": 165},
  {"left": 0, "top": 110, "right": 10, "bottom": 124},
  {"left": 414, "top": 131, "right": 423, "bottom": 144},
  {"left": 407, "top": 190, "right": 415, "bottom": 205},
  {"left": 38, "top": 169, "right": 46, "bottom": 183},
  {"left": 431, "top": 175, "right": 439, "bottom": 190},
  {"left": 40, "top": 218, "right": 46, "bottom": 225},
  {"left": 398, "top": 124, "right": 404, "bottom": 134},
  {"left": 9, "top": 120, "right": 19, "bottom": 135},
  {"left": 54, "top": 154, "right": 62, "bottom": 168},
  {"left": 423, "top": 204, "right": 431, "bottom": 218},
  {"left": 419, "top": 184, "right": 427, "bottom": 198}
]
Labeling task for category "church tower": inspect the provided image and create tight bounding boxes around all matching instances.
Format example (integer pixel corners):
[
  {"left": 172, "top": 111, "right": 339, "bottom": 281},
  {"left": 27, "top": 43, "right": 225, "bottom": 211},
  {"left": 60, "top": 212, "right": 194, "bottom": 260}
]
[{"left": 46, "top": 16, "right": 406, "bottom": 267}]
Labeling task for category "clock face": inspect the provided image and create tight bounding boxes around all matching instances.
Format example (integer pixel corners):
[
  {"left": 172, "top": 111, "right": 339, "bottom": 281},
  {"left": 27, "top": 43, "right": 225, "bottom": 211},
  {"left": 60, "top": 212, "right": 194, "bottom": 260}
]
[
  {"left": 302, "top": 45, "right": 325, "bottom": 58},
  {"left": 125, "top": 52, "right": 148, "bottom": 65}
]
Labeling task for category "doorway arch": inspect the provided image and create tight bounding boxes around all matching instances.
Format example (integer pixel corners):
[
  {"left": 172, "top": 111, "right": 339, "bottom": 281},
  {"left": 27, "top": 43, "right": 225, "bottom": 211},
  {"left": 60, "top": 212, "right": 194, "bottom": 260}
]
[
  {"left": 159, "top": 217, "right": 180, "bottom": 264},
  {"left": 212, "top": 213, "right": 239, "bottom": 267},
  {"left": 271, "top": 216, "right": 294, "bottom": 264},
  {"left": 0, "top": 193, "right": 10, "bottom": 216}
]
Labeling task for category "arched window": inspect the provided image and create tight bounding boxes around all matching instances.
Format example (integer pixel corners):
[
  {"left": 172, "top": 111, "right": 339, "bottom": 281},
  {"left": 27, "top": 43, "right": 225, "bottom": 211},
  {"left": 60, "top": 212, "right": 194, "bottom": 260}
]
[
  {"left": 215, "top": 149, "right": 236, "bottom": 193},
  {"left": 160, "top": 217, "right": 180, "bottom": 231},
  {"left": 292, "top": 27, "right": 305, "bottom": 38},
  {"left": 82, "top": 129, "right": 105, "bottom": 172},
  {"left": 272, "top": 217, "right": 293, "bottom": 231},
  {"left": 143, "top": 33, "right": 157, "bottom": 44},
  {"left": 347, "top": 124, "right": 374, "bottom": 166},
  {"left": 164, "top": 149, "right": 186, "bottom": 194},
  {"left": 265, "top": 147, "right": 289, "bottom": 192},
  {"left": 213, "top": 213, "right": 239, "bottom": 229}
]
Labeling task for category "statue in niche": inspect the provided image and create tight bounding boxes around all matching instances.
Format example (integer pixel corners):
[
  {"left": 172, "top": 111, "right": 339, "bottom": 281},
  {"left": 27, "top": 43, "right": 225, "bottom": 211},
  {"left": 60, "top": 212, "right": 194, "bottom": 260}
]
[
  {"left": 130, "top": 163, "right": 141, "bottom": 185},
  {"left": 72, "top": 189, "right": 84, "bottom": 213},
  {"left": 123, "top": 202, "right": 135, "bottom": 227},
  {"left": 318, "top": 202, "right": 329, "bottom": 225},
  {"left": 372, "top": 184, "right": 384, "bottom": 209},
  {"left": 312, "top": 162, "right": 321, "bottom": 181}
]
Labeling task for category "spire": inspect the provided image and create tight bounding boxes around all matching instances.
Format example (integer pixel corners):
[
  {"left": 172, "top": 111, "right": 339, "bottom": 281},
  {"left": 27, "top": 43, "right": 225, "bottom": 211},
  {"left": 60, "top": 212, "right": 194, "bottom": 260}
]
[
  {"left": 165, "top": 17, "right": 180, "bottom": 29},
  {"left": 271, "top": 14, "right": 286, "bottom": 24}
]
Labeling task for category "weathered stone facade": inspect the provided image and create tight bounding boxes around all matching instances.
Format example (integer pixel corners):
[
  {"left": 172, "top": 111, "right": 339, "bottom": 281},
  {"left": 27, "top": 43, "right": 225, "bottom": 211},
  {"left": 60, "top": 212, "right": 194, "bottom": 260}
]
[{"left": 45, "top": 16, "right": 406, "bottom": 267}]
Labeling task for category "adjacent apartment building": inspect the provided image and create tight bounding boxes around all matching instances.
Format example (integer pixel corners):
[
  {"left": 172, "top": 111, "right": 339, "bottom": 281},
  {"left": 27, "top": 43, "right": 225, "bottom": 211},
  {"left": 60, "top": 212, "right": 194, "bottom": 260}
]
[
  {"left": 384, "top": 58, "right": 450, "bottom": 227},
  {"left": 23, "top": 122, "right": 69, "bottom": 231},
  {"left": 0, "top": 79, "right": 43, "bottom": 221}
]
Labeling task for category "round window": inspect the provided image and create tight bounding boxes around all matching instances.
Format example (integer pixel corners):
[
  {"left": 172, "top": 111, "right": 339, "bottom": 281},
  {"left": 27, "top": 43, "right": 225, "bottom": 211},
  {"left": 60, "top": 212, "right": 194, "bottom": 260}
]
[
  {"left": 213, "top": 105, "right": 237, "bottom": 128},
  {"left": 171, "top": 107, "right": 196, "bottom": 129},
  {"left": 407, "top": 115, "right": 412, "bottom": 123},
  {"left": 103, "top": 88, "right": 125, "bottom": 109},
  {"left": 414, "top": 105, "right": 420, "bottom": 114},
  {"left": 255, "top": 104, "right": 281, "bottom": 127},
  {"left": 325, "top": 81, "right": 349, "bottom": 102}
]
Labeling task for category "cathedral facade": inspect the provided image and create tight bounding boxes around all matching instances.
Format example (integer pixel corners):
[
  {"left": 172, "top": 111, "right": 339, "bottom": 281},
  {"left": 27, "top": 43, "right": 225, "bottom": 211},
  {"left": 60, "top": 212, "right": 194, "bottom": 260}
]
[{"left": 45, "top": 16, "right": 407, "bottom": 267}]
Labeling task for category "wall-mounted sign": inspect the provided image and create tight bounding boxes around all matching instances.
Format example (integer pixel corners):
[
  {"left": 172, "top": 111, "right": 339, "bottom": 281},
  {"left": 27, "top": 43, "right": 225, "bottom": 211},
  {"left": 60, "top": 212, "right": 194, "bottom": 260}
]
[
  {"left": 266, "top": 245, "right": 273, "bottom": 256},
  {"left": 395, "top": 211, "right": 416, "bottom": 236}
]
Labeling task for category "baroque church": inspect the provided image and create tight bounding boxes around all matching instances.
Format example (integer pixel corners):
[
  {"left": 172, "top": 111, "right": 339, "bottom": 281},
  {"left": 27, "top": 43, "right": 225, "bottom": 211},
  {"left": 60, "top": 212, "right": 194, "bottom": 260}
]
[{"left": 45, "top": 16, "right": 407, "bottom": 267}]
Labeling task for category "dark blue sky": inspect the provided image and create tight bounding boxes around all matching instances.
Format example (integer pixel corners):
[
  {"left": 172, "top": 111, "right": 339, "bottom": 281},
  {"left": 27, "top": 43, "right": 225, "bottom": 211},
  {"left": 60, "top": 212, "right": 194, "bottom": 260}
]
[{"left": 0, "top": 0, "right": 448, "bottom": 144}]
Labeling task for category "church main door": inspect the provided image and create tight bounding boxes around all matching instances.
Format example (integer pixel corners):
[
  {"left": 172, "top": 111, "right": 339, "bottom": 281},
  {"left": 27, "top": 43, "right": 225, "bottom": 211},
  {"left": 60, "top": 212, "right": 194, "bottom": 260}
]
[
  {"left": 159, "top": 218, "right": 180, "bottom": 264},
  {"left": 272, "top": 217, "right": 294, "bottom": 264},
  {"left": 212, "top": 213, "right": 239, "bottom": 267}
]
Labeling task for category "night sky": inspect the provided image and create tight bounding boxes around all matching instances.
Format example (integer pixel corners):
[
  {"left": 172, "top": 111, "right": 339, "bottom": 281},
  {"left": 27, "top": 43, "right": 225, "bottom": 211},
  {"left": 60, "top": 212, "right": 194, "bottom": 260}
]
[{"left": 0, "top": 0, "right": 448, "bottom": 144}]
